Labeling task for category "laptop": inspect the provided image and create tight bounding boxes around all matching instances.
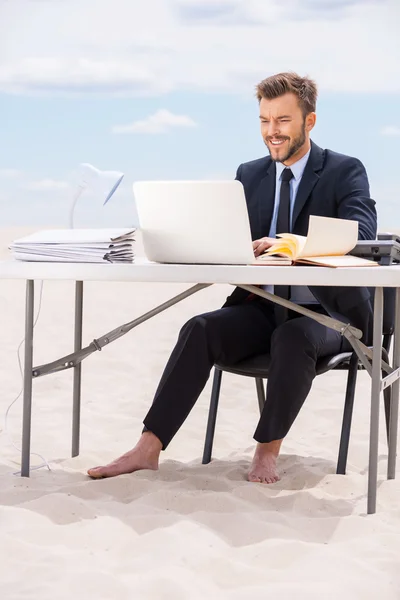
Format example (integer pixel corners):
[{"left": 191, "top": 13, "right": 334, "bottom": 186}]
[{"left": 133, "top": 180, "right": 287, "bottom": 265}]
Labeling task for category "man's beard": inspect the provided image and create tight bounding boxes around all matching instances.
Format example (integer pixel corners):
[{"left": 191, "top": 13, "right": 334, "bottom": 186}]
[{"left": 266, "top": 124, "right": 306, "bottom": 163}]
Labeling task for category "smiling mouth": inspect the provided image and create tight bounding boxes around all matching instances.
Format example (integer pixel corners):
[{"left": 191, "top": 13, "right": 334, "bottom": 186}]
[{"left": 269, "top": 139, "right": 287, "bottom": 146}]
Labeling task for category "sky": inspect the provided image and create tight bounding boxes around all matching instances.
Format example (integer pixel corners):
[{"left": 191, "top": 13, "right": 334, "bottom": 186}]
[{"left": 0, "top": 0, "right": 399, "bottom": 229}]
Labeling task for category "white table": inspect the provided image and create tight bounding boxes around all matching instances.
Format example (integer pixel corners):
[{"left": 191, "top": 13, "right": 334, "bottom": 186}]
[{"left": 1, "top": 257, "right": 399, "bottom": 515}]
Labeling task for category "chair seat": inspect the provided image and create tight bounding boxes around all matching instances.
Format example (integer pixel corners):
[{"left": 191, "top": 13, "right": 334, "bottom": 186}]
[{"left": 215, "top": 351, "right": 354, "bottom": 379}]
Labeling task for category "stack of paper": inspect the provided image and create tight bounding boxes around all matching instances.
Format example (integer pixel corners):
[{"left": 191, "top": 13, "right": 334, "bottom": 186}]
[{"left": 9, "top": 229, "right": 136, "bottom": 263}]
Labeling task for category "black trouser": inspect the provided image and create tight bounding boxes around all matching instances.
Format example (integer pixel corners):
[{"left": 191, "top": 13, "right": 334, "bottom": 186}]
[{"left": 143, "top": 299, "right": 349, "bottom": 449}]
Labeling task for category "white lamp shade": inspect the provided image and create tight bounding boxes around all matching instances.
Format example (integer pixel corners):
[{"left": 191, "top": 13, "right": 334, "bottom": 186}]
[{"left": 79, "top": 163, "right": 124, "bottom": 205}]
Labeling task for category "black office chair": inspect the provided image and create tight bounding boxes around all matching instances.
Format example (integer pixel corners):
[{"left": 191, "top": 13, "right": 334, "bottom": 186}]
[{"left": 202, "top": 288, "right": 395, "bottom": 474}]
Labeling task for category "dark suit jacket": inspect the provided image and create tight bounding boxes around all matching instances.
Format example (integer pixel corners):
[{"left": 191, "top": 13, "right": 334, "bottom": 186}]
[{"left": 223, "top": 141, "right": 378, "bottom": 344}]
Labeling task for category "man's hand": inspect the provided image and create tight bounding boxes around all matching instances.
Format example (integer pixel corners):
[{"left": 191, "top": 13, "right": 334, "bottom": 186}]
[{"left": 252, "top": 237, "right": 277, "bottom": 257}]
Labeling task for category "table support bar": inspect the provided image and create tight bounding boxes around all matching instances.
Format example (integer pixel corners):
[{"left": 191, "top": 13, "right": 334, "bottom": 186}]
[
  {"left": 381, "top": 368, "right": 400, "bottom": 391},
  {"left": 236, "top": 284, "right": 363, "bottom": 338},
  {"left": 32, "top": 283, "right": 211, "bottom": 378},
  {"left": 236, "top": 284, "right": 392, "bottom": 375},
  {"left": 367, "top": 287, "right": 384, "bottom": 514},
  {"left": 21, "top": 280, "right": 34, "bottom": 477},
  {"left": 388, "top": 288, "right": 400, "bottom": 479},
  {"left": 72, "top": 281, "right": 83, "bottom": 457}
]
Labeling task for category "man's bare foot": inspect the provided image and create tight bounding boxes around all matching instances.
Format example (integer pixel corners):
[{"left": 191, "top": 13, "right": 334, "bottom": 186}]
[
  {"left": 87, "top": 431, "right": 163, "bottom": 479},
  {"left": 248, "top": 439, "right": 283, "bottom": 484}
]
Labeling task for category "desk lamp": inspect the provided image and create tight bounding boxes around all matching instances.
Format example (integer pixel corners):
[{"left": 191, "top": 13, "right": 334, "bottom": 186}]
[{"left": 69, "top": 163, "right": 124, "bottom": 228}]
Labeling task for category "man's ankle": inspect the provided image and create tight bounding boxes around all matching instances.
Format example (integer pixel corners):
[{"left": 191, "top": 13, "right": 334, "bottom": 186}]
[
  {"left": 255, "top": 439, "right": 283, "bottom": 457},
  {"left": 139, "top": 430, "right": 163, "bottom": 454}
]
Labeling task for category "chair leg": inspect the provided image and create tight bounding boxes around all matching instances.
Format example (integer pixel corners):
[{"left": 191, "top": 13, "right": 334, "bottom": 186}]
[
  {"left": 382, "top": 347, "right": 391, "bottom": 444},
  {"left": 336, "top": 353, "right": 359, "bottom": 475},
  {"left": 202, "top": 368, "right": 223, "bottom": 464},
  {"left": 384, "top": 387, "right": 391, "bottom": 444},
  {"left": 255, "top": 378, "right": 266, "bottom": 415},
  {"left": 383, "top": 333, "right": 392, "bottom": 354}
]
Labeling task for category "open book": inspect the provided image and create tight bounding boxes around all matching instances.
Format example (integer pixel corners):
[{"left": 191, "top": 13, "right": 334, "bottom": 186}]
[{"left": 261, "top": 216, "right": 378, "bottom": 267}]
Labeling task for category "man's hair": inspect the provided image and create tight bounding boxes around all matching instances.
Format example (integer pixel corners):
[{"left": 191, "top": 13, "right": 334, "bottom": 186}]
[{"left": 255, "top": 72, "right": 318, "bottom": 117}]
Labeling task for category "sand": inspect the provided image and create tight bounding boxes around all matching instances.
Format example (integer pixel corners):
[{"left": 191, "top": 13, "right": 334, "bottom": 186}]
[{"left": 1, "top": 227, "right": 400, "bottom": 600}]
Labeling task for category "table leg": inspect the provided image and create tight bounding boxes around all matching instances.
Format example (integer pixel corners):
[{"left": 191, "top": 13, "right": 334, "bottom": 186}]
[
  {"left": 367, "top": 287, "right": 384, "bottom": 514},
  {"left": 72, "top": 281, "right": 83, "bottom": 457},
  {"left": 21, "top": 280, "right": 34, "bottom": 477},
  {"left": 387, "top": 288, "right": 400, "bottom": 479}
]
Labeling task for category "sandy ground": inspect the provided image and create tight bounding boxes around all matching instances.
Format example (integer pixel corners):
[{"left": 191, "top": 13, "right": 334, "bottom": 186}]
[{"left": 0, "top": 227, "right": 399, "bottom": 600}]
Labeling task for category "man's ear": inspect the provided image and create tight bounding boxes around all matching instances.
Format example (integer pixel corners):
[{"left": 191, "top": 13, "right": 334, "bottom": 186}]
[{"left": 305, "top": 112, "right": 316, "bottom": 132}]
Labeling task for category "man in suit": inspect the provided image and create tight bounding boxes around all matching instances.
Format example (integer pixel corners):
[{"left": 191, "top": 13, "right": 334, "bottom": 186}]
[{"left": 88, "top": 72, "right": 377, "bottom": 483}]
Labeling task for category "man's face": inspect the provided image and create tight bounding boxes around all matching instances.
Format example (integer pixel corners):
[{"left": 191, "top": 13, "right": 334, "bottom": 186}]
[{"left": 259, "top": 93, "right": 314, "bottom": 165}]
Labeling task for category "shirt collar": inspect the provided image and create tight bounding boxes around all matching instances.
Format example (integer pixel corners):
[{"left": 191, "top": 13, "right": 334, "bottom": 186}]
[{"left": 276, "top": 147, "right": 311, "bottom": 182}]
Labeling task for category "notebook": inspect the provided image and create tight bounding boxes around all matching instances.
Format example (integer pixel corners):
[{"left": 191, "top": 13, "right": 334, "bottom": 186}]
[{"left": 263, "top": 216, "right": 378, "bottom": 267}]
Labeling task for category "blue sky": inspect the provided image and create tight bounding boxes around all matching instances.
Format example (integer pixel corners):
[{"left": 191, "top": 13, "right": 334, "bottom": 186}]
[{"left": 0, "top": 0, "right": 399, "bottom": 229}]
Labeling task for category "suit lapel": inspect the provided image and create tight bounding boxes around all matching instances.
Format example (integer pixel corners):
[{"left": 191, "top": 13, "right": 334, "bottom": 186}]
[
  {"left": 292, "top": 141, "right": 325, "bottom": 228},
  {"left": 255, "top": 160, "right": 276, "bottom": 238}
]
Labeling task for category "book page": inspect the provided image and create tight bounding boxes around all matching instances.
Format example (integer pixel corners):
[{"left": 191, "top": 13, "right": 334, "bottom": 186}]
[
  {"left": 297, "top": 255, "right": 378, "bottom": 267},
  {"left": 299, "top": 216, "right": 358, "bottom": 258},
  {"left": 265, "top": 233, "right": 306, "bottom": 259},
  {"left": 254, "top": 255, "right": 292, "bottom": 265}
]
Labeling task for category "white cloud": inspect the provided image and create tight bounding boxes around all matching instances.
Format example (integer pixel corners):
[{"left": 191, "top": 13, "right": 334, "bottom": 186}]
[
  {"left": 381, "top": 126, "right": 400, "bottom": 137},
  {"left": 266, "top": 0, "right": 383, "bottom": 21},
  {"left": 174, "top": 0, "right": 382, "bottom": 25},
  {"left": 173, "top": 0, "right": 244, "bottom": 23},
  {"left": 22, "top": 179, "right": 70, "bottom": 191},
  {"left": 112, "top": 109, "right": 198, "bottom": 134},
  {"left": 0, "top": 0, "right": 398, "bottom": 95},
  {"left": 0, "top": 58, "right": 170, "bottom": 96},
  {"left": 0, "top": 168, "right": 22, "bottom": 179}
]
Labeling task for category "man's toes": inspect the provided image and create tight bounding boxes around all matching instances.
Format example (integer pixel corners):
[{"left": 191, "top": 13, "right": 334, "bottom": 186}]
[
  {"left": 87, "top": 467, "right": 105, "bottom": 479},
  {"left": 248, "top": 467, "right": 280, "bottom": 484},
  {"left": 259, "top": 474, "right": 279, "bottom": 484}
]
